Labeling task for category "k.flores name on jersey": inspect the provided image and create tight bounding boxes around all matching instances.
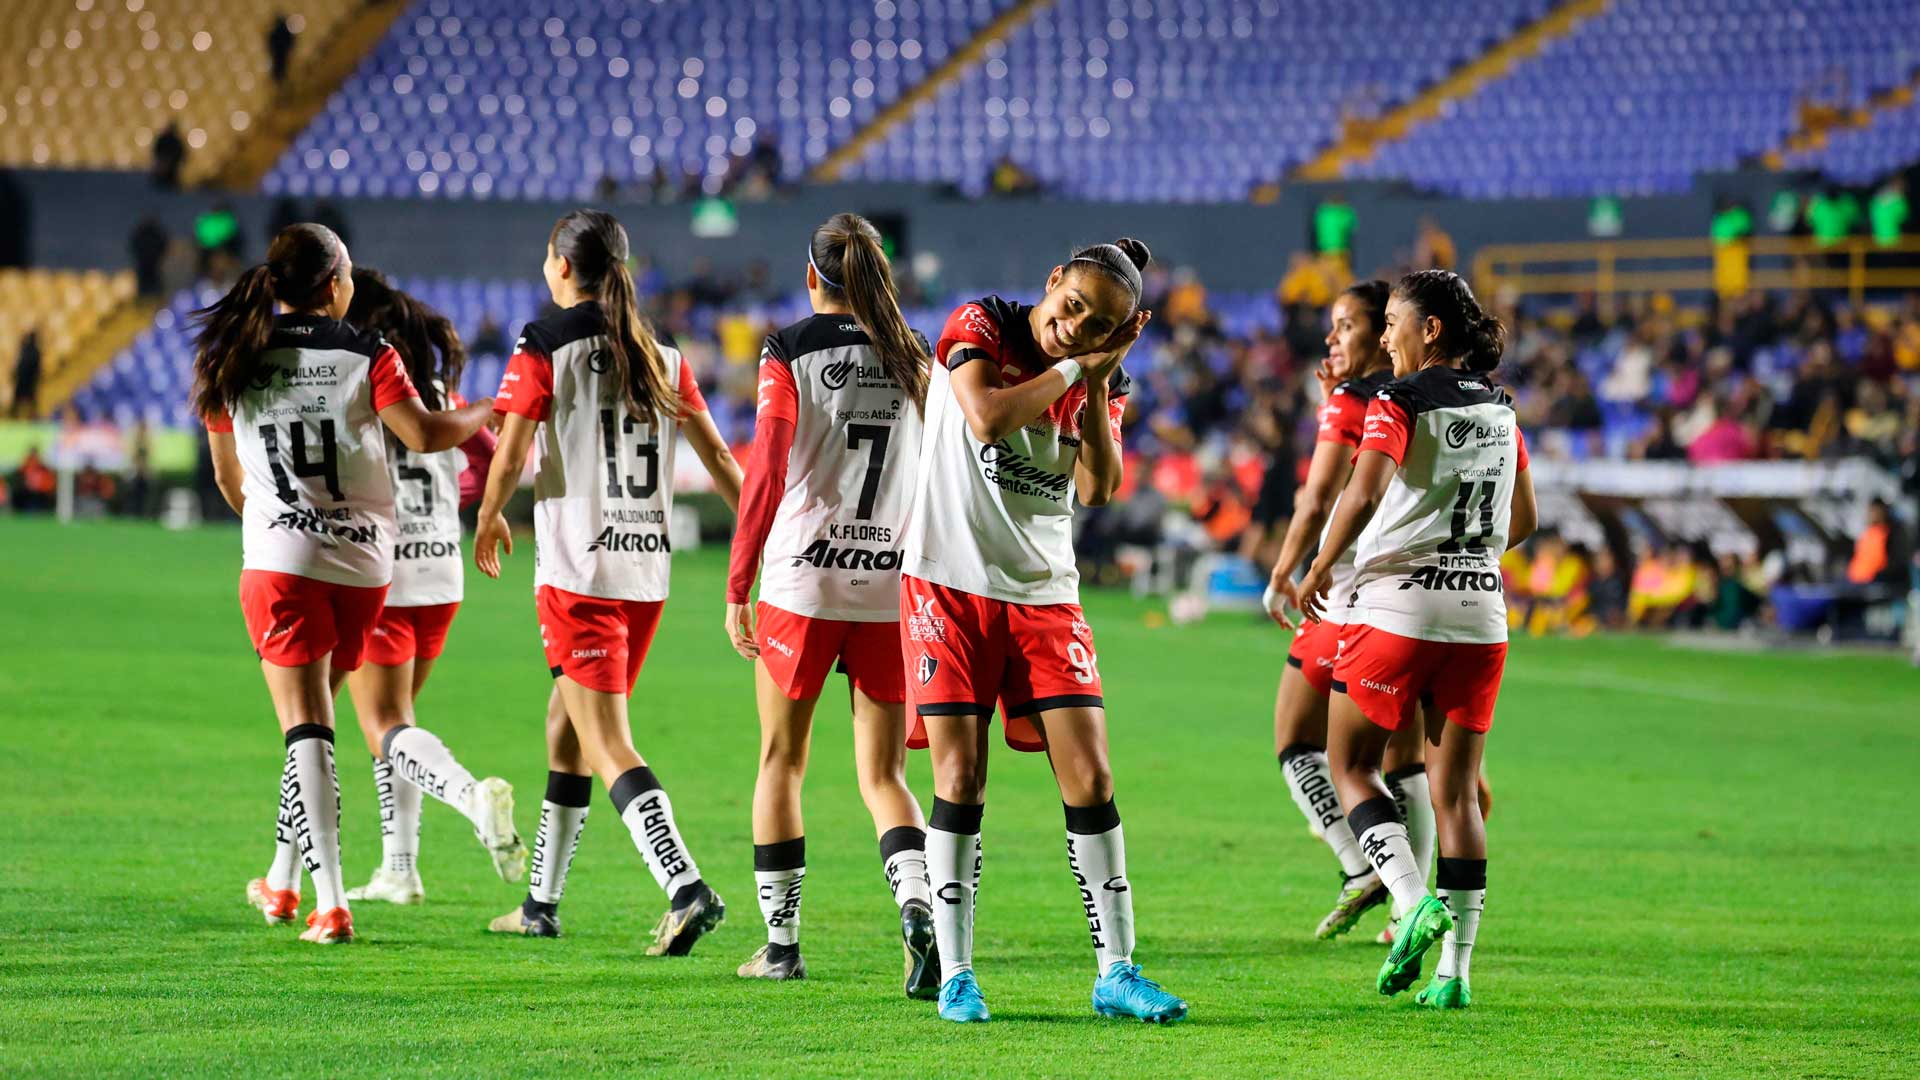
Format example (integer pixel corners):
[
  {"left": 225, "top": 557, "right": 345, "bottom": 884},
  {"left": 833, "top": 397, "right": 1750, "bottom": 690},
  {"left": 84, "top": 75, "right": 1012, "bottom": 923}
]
[{"left": 977, "top": 440, "right": 1071, "bottom": 501}]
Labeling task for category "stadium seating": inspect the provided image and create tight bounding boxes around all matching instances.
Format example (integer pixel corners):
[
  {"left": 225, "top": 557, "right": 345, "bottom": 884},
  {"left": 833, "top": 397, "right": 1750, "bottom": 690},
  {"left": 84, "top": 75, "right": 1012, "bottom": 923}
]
[
  {"left": 842, "top": 0, "right": 1552, "bottom": 200},
  {"left": 0, "top": 0, "right": 358, "bottom": 181},
  {"left": 1786, "top": 96, "right": 1920, "bottom": 185},
  {"left": 262, "top": 0, "right": 1021, "bottom": 200},
  {"left": 1345, "top": 0, "right": 1920, "bottom": 198},
  {"left": 0, "top": 269, "right": 136, "bottom": 410}
]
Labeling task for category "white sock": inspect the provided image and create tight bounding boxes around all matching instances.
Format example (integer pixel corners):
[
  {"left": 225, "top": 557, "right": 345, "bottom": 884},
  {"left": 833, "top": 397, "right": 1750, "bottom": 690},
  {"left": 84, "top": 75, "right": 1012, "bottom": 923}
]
[
  {"left": 267, "top": 746, "right": 300, "bottom": 892},
  {"left": 610, "top": 766, "right": 704, "bottom": 906},
  {"left": 384, "top": 725, "right": 480, "bottom": 825},
  {"left": 880, "top": 826, "right": 932, "bottom": 909},
  {"left": 1436, "top": 858, "right": 1487, "bottom": 981},
  {"left": 1389, "top": 765, "right": 1436, "bottom": 888},
  {"left": 927, "top": 799, "right": 982, "bottom": 982},
  {"left": 1349, "top": 796, "right": 1428, "bottom": 917},
  {"left": 753, "top": 838, "right": 806, "bottom": 947},
  {"left": 1065, "top": 801, "right": 1135, "bottom": 975},
  {"left": 526, "top": 771, "right": 592, "bottom": 911},
  {"left": 1280, "top": 744, "right": 1371, "bottom": 879},
  {"left": 286, "top": 725, "right": 345, "bottom": 912},
  {"left": 372, "top": 756, "right": 422, "bottom": 877}
]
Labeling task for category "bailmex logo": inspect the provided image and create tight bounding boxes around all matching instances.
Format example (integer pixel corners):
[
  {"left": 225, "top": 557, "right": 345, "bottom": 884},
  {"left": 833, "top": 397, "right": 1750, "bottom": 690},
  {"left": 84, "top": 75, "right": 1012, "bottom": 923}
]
[{"left": 820, "top": 357, "right": 855, "bottom": 390}]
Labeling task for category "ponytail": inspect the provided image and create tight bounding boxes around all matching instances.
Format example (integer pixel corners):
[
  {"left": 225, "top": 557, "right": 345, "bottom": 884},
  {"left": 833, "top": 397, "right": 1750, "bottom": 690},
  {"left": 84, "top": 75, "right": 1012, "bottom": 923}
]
[
  {"left": 192, "top": 222, "right": 346, "bottom": 419},
  {"left": 1391, "top": 269, "right": 1506, "bottom": 373},
  {"left": 346, "top": 266, "right": 467, "bottom": 411},
  {"left": 552, "top": 208, "right": 680, "bottom": 422},
  {"left": 810, "top": 212, "right": 928, "bottom": 415}
]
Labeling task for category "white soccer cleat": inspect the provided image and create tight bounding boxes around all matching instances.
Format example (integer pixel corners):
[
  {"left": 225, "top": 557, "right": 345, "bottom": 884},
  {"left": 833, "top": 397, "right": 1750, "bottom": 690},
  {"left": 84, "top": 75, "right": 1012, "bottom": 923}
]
[
  {"left": 345, "top": 869, "right": 425, "bottom": 905},
  {"left": 468, "top": 777, "right": 528, "bottom": 883}
]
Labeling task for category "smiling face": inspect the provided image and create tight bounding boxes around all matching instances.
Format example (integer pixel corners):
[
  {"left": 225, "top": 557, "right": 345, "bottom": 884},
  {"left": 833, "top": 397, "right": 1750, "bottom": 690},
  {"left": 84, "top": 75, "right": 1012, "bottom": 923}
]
[
  {"left": 1029, "top": 265, "right": 1134, "bottom": 358},
  {"left": 1324, "top": 293, "right": 1385, "bottom": 380},
  {"left": 1380, "top": 294, "right": 1433, "bottom": 377}
]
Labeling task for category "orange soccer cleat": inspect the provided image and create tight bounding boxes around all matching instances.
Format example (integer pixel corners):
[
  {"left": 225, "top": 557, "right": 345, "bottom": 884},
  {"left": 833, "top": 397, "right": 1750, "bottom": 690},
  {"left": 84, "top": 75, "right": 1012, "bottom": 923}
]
[
  {"left": 246, "top": 878, "right": 300, "bottom": 925},
  {"left": 299, "top": 907, "right": 355, "bottom": 944}
]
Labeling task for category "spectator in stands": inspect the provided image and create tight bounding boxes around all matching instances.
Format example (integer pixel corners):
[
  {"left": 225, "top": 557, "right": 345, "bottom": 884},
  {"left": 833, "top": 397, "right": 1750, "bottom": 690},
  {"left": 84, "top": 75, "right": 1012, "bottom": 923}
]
[
  {"left": 10, "top": 445, "right": 55, "bottom": 512},
  {"left": 1849, "top": 497, "right": 1907, "bottom": 586},
  {"left": 989, "top": 155, "right": 1042, "bottom": 197},
  {"left": 1163, "top": 268, "right": 1209, "bottom": 329},
  {"left": 130, "top": 216, "right": 169, "bottom": 298},
  {"left": 1634, "top": 407, "right": 1687, "bottom": 461},
  {"left": 1586, "top": 545, "right": 1629, "bottom": 630},
  {"left": 1845, "top": 380, "right": 1904, "bottom": 464},
  {"left": 1546, "top": 369, "right": 1603, "bottom": 432},
  {"left": 124, "top": 421, "right": 154, "bottom": 518},
  {"left": 268, "top": 14, "right": 296, "bottom": 88},
  {"left": 1686, "top": 393, "right": 1760, "bottom": 464},
  {"left": 10, "top": 329, "right": 42, "bottom": 419},
  {"left": 268, "top": 195, "right": 303, "bottom": 239},
  {"left": 1711, "top": 552, "right": 1764, "bottom": 631},
  {"left": 469, "top": 314, "right": 508, "bottom": 356},
  {"left": 1807, "top": 187, "right": 1862, "bottom": 257},
  {"left": 1412, "top": 216, "right": 1456, "bottom": 271},
  {"left": 1870, "top": 179, "right": 1908, "bottom": 248},
  {"left": 1629, "top": 542, "right": 1697, "bottom": 628},
  {"left": 151, "top": 122, "right": 185, "bottom": 190}
]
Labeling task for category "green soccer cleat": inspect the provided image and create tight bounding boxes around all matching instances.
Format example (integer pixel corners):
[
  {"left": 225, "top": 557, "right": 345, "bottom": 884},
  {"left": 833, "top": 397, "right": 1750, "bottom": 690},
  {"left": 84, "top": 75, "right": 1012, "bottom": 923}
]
[
  {"left": 1376, "top": 895, "right": 1450, "bottom": 996},
  {"left": 1415, "top": 975, "right": 1471, "bottom": 1009},
  {"left": 1315, "top": 871, "right": 1389, "bottom": 940}
]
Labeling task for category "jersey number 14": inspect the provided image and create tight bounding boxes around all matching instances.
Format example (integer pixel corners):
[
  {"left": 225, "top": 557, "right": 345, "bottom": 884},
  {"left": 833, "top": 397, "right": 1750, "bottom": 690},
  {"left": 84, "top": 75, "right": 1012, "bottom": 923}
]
[{"left": 259, "top": 420, "right": 342, "bottom": 503}]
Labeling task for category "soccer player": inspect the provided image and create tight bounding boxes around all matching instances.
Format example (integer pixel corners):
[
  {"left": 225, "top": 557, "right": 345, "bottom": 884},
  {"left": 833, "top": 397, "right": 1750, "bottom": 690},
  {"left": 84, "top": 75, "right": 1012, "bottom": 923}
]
[
  {"left": 1298, "top": 269, "right": 1536, "bottom": 1008},
  {"left": 339, "top": 269, "right": 525, "bottom": 905},
  {"left": 1262, "top": 281, "right": 1438, "bottom": 942},
  {"left": 474, "top": 210, "right": 743, "bottom": 954},
  {"left": 903, "top": 238, "right": 1188, "bottom": 1024},
  {"left": 723, "top": 214, "right": 936, "bottom": 991},
  {"left": 198, "top": 224, "right": 494, "bottom": 943}
]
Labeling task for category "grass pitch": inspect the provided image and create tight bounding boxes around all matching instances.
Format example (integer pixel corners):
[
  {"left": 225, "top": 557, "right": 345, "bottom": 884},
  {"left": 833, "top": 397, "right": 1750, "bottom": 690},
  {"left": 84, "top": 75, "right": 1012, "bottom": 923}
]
[{"left": 1, "top": 518, "right": 1915, "bottom": 1077}]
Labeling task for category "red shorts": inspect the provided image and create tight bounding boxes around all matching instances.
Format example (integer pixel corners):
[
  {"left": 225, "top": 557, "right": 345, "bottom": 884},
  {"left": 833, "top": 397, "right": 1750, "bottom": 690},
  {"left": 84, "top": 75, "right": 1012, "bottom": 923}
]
[
  {"left": 239, "top": 570, "right": 388, "bottom": 673},
  {"left": 900, "top": 575, "right": 1103, "bottom": 754},
  {"left": 1286, "top": 619, "right": 1348, "bottom": 697},
  {"left": 756, "top": 602, "right": 905, "bottom": 704},
  {"left": 365, "top": 602, "right": 461, "bottom": 667},
  {"left": 1331, "top": 624, "right": 1507, "bottom": 734},
  {"left": 537, "top": 585, "right": 665, "bottom": 695}
]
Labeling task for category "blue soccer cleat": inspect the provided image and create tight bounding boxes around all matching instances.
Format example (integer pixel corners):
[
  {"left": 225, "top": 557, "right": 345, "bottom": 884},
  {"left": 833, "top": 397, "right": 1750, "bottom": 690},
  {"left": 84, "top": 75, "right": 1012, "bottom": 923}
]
[
  {"left": 937, "top": 970, "right": 991, "bottom": 1023},
  {"left": 1092, "top": 962, "right": 1189, "bottom": 1024}
]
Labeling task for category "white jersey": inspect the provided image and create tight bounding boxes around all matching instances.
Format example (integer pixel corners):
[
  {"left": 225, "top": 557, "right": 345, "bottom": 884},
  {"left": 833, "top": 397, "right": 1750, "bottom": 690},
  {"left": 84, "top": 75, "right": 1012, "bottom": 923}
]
[
  {"left": 497, "top": 302, "right": 704, "bottom": 603},
  {"left": 385, "top": 380, "right": 466, "bottom": 607},
  {"left": 901, "top": 297, "right": 1130, "bottom": 606},
  {"left": 210, "top": 314, "right": 417, "bottom": 589},
  {"left": 747, "top": 315, "right": 926, "bottom": 621},
  {"left": 1348, "top": 366, "right": 1528, "bottom": 644},
  {"left": 1312, "top": 369, "right": 1394, "bottom": 625}
]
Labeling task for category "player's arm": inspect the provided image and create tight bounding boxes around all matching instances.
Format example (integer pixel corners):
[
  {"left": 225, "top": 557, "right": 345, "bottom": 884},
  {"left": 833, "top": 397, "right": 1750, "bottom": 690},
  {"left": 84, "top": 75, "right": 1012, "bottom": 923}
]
[
  {"left": 1507, "top": 466, "right": 1536, "bottom": 549},
  {"left": 723, "top": 349, "right": 797, "bottom": 659},
  {"left": 380, "top": 396, "right": 495, "bottom": 454},
  {"left": 1073, "top": 378, "right": 1124, "bottom": 507},
  {"left": 947, "top": 344, "right": 1079, "bottom": 445},
  {"left": 1265, "top": 441, "right": 1355, "bottom": 625},
  {"left": 473, "top": 412, "right": 535, "bottom": 579},
  {"left": 683, "top": 409, "right": 742, "bottom": 514},
  {"left": 1297, "top": 448, "right": 1396, "bottom": 622},
  {"left": 207, "top": 429, "right": 245, "bottom": 516}
]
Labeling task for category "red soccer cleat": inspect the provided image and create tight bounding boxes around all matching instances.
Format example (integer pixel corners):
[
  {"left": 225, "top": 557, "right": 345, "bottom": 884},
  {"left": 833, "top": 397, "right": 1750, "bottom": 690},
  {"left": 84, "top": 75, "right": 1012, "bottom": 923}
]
[
  {"left": 299, "top": 907, "right": 355, "bottom": 944},
  {"left": 247, "top": 878, "right": 300, "bottom": 925}
]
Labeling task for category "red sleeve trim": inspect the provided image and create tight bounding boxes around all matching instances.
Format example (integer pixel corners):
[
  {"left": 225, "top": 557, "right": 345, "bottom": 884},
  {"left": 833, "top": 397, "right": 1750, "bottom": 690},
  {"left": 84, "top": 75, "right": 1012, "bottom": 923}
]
[
  {"left": 725, "top": 414, "right": 794, "bottom": 605},
  {"left": 369, "top": 346, "right": 421, "bottom": 413},
  {"left": 677, "top": 356, "right": 708, "bottom": 418},
  {"left": 1515, "top": 426, "right": 1530, "bottom": 472},
  {"left": 1315, "top": 387, "right": 1367, "bottom": 447},
  {"left": 1107, "top": 393, "right": 1127, "bottom": 448},
  {"left": 935, "top": 303, "right": 1004, "bottom": 371},
  {"left": 204, "top": 409, "right": 233, "bottom": 434},
  {"left": 1359, "top": 396, "right": 1413, "bottom": 466},
  {"left": 755, "top": 350, "right": 798, "bottom": 426},
  {"left": 495, "top": 350, "right": 553, "bottom": 422}
]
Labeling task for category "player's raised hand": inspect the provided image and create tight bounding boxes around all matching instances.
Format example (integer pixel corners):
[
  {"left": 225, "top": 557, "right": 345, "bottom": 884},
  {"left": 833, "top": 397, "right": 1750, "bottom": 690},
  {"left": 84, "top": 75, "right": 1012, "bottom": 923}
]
[
  {"left": 475, "top": 511, "right": 512, "bottom": 579},
  {"left": 725, "top": 602, "right": 759, "bottom": 660},
  {"left": 1081, "top": 309, "right": 1151, "bottom": 379},
  {"left": 1313, "top": 360, "right": 1340, "bottom": 399},
  {"left": 1295, "top": 563, "right": 1332, "bottom": 624}
]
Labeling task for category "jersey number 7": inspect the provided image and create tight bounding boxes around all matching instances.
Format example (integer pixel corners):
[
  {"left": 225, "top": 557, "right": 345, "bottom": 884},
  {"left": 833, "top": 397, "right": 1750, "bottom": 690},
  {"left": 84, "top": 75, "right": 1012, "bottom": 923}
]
[
  {"left": 259, "top": 420, "right": 343, "bottom": 504},
  {"left": 846, "top": 423, "right": 890, "bottom": 520}
]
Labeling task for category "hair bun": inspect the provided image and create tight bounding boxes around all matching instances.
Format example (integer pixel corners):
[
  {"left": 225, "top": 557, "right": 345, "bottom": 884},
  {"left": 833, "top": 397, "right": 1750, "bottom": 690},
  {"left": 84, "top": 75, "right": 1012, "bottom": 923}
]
[{"left": 1113, "top": 237, "right": 1151, "bottom": 271}]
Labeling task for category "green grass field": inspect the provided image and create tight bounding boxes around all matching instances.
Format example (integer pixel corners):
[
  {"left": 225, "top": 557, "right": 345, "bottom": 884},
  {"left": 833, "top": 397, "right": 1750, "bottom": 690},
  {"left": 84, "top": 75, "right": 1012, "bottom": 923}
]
[{"left": 2, "top": 518, "right": 1916, "bottom": 1077}]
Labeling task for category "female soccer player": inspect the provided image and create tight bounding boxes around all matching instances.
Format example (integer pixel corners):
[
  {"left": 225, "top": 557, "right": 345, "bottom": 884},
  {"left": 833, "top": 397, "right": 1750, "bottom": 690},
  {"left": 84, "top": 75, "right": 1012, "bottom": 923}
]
[
  {"left": 723, "top": 213, "right": 936, "bottom": 991},
  {"left": 201, "top": 224, "right": 494, "bottom": 943},
  {"left": 902, "top": 238, "right": 1188, "bottom": 1024},
  {"left": 1298, "top": 269, "right": 1536, "bottom": 1008},
  {"left": 338, "top": 269, "right": 523, "bottom": 905},
  {"left": 1262, "top": 281, "right": 1437, "bottom": 942},
  {"left": 474, "top": 209, "right": 743, "bottom": 955}
]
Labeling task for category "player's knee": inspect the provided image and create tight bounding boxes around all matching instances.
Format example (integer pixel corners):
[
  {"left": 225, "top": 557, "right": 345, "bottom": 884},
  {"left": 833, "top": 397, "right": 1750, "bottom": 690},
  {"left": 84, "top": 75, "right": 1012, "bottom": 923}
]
[
  {"left": 758, "top": 736, "right": 808, "bottom": 774},
  {"left": 933, "top": 755, "right": 987, "bottom": 803}
]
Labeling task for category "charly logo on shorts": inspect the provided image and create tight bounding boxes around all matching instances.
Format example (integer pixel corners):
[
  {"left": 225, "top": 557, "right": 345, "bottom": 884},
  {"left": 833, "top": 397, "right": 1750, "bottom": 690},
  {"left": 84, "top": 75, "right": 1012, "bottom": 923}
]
[
  {"left": 916, "top": 654, "right": 938, "bottom": 685},
  {"left": 586, "top": 348, "right": 613, "bottom": 374},
  {"left": 820, "top": 357, "right": 855, "bottom": 390}
]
